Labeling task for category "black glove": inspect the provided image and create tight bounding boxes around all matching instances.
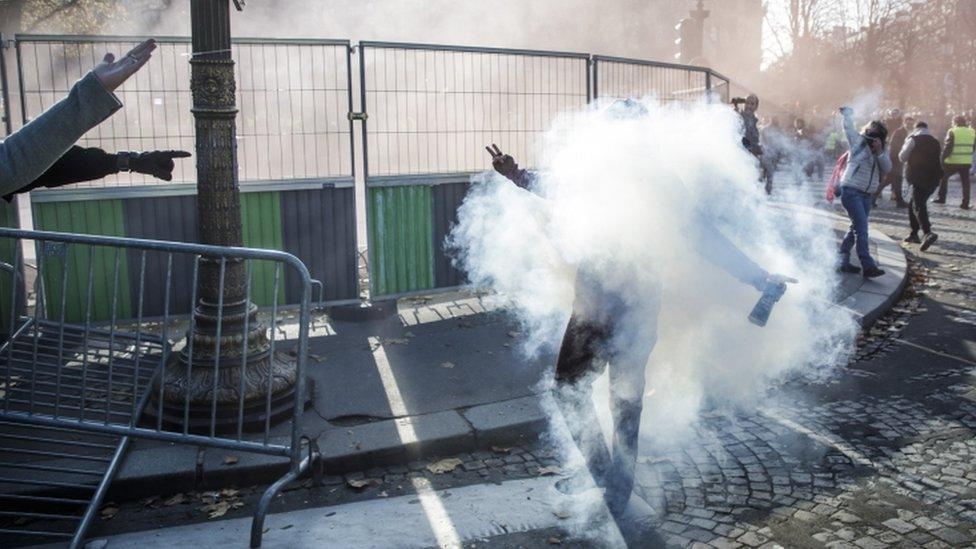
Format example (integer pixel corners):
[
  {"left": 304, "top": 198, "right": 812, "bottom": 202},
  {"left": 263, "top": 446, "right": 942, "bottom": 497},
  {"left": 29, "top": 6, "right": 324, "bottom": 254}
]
[
  {"left": 125, "top": 150, "right": 192, "bottom": 181},
  {"left": 485, "top": 144, "right": 521, "bottom": 181}
]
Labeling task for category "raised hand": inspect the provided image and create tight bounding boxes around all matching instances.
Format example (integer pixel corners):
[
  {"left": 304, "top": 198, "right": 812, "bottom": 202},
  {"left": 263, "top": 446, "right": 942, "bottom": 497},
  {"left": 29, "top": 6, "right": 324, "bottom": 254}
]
[
  {"left": 93, "top": 39, "right": 157, "bottom": 91},
  {"left": 129, "top": 150, "right": 192, "bottom": 181},
  {"left": 485, "top": 143, "right": 520, "bottom": 180}
]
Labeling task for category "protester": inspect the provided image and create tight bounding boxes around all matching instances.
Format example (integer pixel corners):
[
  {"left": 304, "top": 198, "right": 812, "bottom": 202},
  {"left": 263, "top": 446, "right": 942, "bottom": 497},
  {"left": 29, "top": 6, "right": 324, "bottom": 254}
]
[
  {"left": 485, "top": 115, "right": 791, "bottom": 527},
  {"left": 760, "top": 116, "right": 784, "bottom": 195},
  {"left": 0, "top": 39, "right": 157, "bottom": 195},
  {"left": 899, "top": 121, "right": 942, "bottom": 251},
  {"left": 874, "top": 112, "right": 911, "bottom": 208},
  {"left": 836, "top": 107, "right": 891, "bottom": 279},
  {"left": 738, "top": 94, "right": 762, "bottom": 158},
  {"left": 935, "top": 115, "right": 973, "bottom": 209}
]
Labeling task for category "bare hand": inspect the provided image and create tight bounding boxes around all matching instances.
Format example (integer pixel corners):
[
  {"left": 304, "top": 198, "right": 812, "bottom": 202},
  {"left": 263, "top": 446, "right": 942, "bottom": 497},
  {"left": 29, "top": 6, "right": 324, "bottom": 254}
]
[
  {"left": 93, "top": 39, "right": 157, "bottom": 91},
  {"left": 485, "top": 143, "right": 519, "bottom": 179},
  {"left": 130, "top": 150, "right": 192, "bottom": 181},
  {"left": 839, "top": 106, "right": 853, "bottom": 117}
]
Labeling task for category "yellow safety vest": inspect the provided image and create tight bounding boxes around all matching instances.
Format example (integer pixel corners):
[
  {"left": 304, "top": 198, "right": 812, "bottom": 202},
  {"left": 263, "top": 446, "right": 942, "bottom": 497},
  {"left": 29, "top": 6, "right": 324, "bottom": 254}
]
[
  {"left": 826, "top": 132, "right": 838, "bottom": 149},
  {"left": 947, "top": 126, "right": 975, "bottom": 165}
]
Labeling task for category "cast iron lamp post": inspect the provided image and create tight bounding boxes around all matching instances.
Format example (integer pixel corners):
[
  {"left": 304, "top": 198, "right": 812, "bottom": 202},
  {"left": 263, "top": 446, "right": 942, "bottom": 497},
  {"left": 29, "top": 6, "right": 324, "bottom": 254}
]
[{"left": 157, "top": 0, "right": 298, "bottom": 431}]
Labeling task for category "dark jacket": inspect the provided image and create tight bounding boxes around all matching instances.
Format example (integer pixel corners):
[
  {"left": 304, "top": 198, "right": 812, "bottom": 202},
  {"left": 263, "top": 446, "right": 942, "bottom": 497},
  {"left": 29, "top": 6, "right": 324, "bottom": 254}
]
[
  {"left": 3, "top": 145, "right": 118, "bottom": 201},
  {"left": 888, "top": 126, "right": 908, "bottom": 171},
  {"left": 899, "top": 128, "right": 942, "bottom": 187}
]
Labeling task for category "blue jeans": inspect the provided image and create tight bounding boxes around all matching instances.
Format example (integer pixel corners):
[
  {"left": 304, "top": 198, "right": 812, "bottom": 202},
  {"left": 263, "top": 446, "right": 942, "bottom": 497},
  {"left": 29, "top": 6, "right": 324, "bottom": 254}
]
[{"left": 839, "top": 186, "right": 878, "bottom": 270}]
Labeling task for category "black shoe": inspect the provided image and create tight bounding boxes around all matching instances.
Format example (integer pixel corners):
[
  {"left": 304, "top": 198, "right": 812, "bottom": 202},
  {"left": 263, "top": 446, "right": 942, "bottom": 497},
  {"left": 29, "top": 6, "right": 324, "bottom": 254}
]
[
  {"left": 837, "top": 264, "right": 861, "bottom": 274},
  {"left": 862, "top": 267, "right": 885, "bottom": 279},
  {"left": 896, "top": 201, "right": 909, "bottom": 209},
  {"left": 933, "top": 198, "right": 946, "bottom": 204},
  {"left": 961, "top": 204, "right": 971, "bottom": 210},
  {"left": 920, "top": 232, "right": 938, "bottom": 251},
  {"left": 903, "top": 234, "right": 921, "bottom": 244}
]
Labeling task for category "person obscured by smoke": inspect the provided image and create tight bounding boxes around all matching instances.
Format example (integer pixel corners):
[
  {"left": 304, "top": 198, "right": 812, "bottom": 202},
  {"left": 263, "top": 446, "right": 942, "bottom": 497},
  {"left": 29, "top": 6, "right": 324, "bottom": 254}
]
[
  {"left": 899, "top": 120, "right": 942, "bottom": 251},
  {"left": 836, "top": 107, "right": 890, "bottom": 279},
  {"left": 737, "top": 94, "right": 762, "bottom": 158},
  {"left": 474, "top": 98, "right": 803, "bottom": 536},
  {"left": 792, "top": 117, "right": 824, "bottom": 184},
  {"left": 760, "top": 116, "right": 786, "bottom": 195}
]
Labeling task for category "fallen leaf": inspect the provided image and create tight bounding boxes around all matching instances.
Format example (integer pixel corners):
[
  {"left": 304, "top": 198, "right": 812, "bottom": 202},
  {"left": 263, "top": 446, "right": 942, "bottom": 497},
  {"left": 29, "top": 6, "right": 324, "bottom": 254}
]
[
  {"left": 553, "top": 510, "right": 570, "bottom": 519},
  {"left": 101, "top": 505, "right": 119, "bottom": 520},
  {"left": 405, "top": 331, "right": 416, "bottom": 338},
  {"left": 223, "top": 455, "right": 239, "bottom": 466},
  {"left": 491, "top": 446, "right": 511, "bottom": 454},
  {"left": 440, "top": 361, "right": 455, "bottom": 369},
  {"left": 548, "top": 536, "right": 563, "bottom": 545},
  {"left": 537, "top": 466, "right": 561, "bottom": 476},
  {"left": 203, "top": 501, "right": 231, "bottom": 519},
  {"left": 163, "top": 493, "right": 186, "bottom": 506},
  {"left": 281, "top": 524, "right": 294, "bottom": 530},
  {"left": 219, "top": 488, "right": 239, "bottom": 498},
  {"left": 507, "top": 331, "right": 519, "bottom": 338},
  {"left": 426, "top": 458, "right": 463, "bottom": 474},
  {"left": 346, "top": 478, "right": 380, "bottom": 489}
]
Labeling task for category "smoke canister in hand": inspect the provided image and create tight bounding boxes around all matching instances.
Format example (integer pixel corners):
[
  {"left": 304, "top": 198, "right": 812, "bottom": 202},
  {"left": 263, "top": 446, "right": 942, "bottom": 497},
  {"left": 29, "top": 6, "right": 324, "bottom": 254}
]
[{"left": 748, "top": 279, "right": 788, "bottom": 327}]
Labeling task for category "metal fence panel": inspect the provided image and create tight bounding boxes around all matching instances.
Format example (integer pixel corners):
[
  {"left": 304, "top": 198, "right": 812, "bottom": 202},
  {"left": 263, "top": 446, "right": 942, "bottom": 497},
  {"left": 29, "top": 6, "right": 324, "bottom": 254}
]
[
  {"left": 593, "top": 55, "right": 710, "bottom": 103},
  {"left": 359, "top": 42, "right": 590, "bottom": 297},
  {"left": 15, "top": 35, "right": 354, "bottom": 188},
  {"left": 0, "top": 227, "right": 315, "bottom": 548}
]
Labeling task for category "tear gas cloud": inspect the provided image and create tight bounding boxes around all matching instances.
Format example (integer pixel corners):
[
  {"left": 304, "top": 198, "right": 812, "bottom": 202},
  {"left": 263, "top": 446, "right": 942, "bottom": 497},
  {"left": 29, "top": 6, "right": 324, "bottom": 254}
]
[{"left": 449, "top": 97, "right": 860, "bottom": 441}]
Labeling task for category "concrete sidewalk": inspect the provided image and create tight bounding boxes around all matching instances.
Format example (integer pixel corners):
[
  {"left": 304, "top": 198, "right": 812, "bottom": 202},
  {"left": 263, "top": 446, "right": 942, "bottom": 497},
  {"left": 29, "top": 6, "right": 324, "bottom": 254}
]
[{"left": 109, "top": 203, "right": 908, "bottom": 499}]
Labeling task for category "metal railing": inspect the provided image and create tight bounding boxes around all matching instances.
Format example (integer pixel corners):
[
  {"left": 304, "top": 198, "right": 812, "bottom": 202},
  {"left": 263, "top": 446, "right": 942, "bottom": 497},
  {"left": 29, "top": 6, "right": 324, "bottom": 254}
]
[
  {"left": 1, "top": 34, "right": 12, "bottom": 136},
  {"left": 15, "top": 35, "right": 354, "bottom": 189},
  {"left": 0, "top": 228, "right": 316, "bottom": 548},
  {"left": 592, "top": 54, "right": 721, "bottom": 103}
]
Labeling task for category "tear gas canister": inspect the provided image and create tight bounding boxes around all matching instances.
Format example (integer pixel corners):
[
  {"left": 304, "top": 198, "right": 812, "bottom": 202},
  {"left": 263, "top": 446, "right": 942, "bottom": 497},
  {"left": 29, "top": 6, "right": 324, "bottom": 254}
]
[{"left": 748, "top": 278, "right": 789, "bottom": 327}]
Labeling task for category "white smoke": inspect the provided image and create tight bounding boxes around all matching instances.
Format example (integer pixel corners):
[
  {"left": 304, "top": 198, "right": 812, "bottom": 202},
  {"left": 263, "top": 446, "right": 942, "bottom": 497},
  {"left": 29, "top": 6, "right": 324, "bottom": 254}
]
[{"left": 449, "top": 96, "right": 859, "bottom": 443}]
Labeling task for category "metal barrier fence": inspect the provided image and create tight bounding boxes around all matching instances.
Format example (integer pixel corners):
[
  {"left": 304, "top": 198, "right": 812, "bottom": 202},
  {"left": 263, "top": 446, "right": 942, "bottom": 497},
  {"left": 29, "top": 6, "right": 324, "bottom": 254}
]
[
  {"left": 16, "top": 35, "right": 353, "bottom": 187},
  {"left": 13, "top": 35, "right": 361, "bottom": 309},
  {"left": 0, "top": 228, "right": 316, "bottom": 548},
  {"left": 592, "top": 54, "right": 719, "bottom": 103},
  {"left": 359, "top": 42, "right": 591, "bottom": 297}
]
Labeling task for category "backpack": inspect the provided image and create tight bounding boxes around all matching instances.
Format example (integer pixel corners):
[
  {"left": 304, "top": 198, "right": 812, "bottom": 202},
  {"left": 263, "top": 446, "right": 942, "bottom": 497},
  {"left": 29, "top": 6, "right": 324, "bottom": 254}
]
[{"left": 825, "top": 151, "right": 849, "bottom": 203}]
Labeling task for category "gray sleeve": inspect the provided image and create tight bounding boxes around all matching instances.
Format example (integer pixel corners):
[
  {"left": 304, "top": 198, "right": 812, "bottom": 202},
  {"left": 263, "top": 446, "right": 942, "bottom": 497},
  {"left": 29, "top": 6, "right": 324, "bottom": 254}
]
[
  {"left": 691, "top": 213, "right": 768, "bottom": 291},
  {"left": 876, "top": 150, "right": 892, "bottom": 173},
  {"left": 843, "top": 112, "right": 859, "bottom": 149},
  {"left": 0, "top": 72, "right": 122, "bottom": 196},
  {"left": 898, "top": 136, "right": 914, "bottom": 163}
]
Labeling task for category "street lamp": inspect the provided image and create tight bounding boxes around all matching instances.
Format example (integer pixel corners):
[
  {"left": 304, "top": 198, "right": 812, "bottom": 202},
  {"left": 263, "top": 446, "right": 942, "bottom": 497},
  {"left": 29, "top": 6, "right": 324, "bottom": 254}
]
[{"left": 154, "top": 0, "right": 300, "bottom": 432}]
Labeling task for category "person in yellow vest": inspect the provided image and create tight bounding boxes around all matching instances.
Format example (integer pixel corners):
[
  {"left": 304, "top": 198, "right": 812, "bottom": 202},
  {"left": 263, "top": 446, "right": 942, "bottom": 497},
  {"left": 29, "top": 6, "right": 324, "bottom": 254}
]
[{"left": 935, "top": 115, "right": 974, "bottom": 209}]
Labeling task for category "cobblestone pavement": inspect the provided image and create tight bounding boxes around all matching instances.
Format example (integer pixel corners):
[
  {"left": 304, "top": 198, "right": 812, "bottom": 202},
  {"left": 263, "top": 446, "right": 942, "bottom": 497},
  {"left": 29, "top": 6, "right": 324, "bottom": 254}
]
[{"left": 83, "top": 187, "right": 976, "bottom": 549}]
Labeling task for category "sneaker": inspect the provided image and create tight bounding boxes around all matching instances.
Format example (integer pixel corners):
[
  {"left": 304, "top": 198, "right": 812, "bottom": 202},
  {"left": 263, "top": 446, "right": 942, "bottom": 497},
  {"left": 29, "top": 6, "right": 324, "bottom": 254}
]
[
  {"left": 554, "top": 472, "right": 600, "bottom": 496},
  {"left": 961, "top": 204, "right": 971, "bottom": 210},
  {"left": 836, "top": 264, "right": 861, "bottom": 274},
  {"left": 862, "top": 267, "right": 886, "bottom": 279},
  {"left": 920, "top": 232, "right": 938, "bottom": 251},
  {"left": 932, "top": 198, "right": 946, "bottom": 204},
  {"left": 902, "top": 234, "right": 921, "bottom": 244}
]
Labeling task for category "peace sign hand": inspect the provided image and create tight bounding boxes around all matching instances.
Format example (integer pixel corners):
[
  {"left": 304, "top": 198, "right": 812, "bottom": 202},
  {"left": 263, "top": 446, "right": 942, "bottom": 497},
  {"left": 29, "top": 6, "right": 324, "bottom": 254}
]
[{"left": 485, "top": 143, "right": 520, "bottom": 180}]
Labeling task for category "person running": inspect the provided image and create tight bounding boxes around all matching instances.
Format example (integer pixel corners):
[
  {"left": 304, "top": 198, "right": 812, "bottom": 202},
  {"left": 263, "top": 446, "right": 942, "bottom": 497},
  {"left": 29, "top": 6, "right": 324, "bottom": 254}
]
[
  {"left": 483, "top": 105, "right": 792, "bottom": 527},
  {"left": 836, "top": 106, "right": 891, "bottom": 279},
  {"left": 935, "top": 115, "right": 974, "bottom": 209},
  {"left": 899, "top": 121, "right": 942, "bottom": 251},
  {"left": 874, "top": 111, "right": 910, "bottom": 208}
]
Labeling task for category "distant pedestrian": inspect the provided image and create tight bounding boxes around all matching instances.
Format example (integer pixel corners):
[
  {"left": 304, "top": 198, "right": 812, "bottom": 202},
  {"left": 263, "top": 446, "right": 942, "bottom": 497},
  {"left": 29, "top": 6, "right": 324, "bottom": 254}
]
[
  {"left": 934, "top": 115, "right": 973, "bottom": 209},
  {"left": 899, "top": 121, "right": 942, "bottom": 251},
  {"left": 874, "top": 112, "right": 911, "bottom": 208}
]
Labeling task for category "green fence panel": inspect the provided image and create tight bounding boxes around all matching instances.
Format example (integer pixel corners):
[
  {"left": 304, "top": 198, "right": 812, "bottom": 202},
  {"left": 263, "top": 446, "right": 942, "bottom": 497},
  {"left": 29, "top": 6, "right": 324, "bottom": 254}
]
[
  {"left": 368, "top": 185, "right": 434, "bottom": 296},
  {"left": 0, "top": 201, "right": 19, "bottom": 333},
  {"left": 32, "top": 200, "right": 131, "bottom": 323},
  {"left": 240, "top": 191, "right": 286, "bottom": 307}
]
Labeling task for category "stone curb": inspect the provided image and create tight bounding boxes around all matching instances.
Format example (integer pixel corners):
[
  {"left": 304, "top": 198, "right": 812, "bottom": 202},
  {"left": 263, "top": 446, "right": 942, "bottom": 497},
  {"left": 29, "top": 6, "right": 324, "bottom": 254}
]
[{"left": 109, "top": 204, "right": 909, "bottom": 499}]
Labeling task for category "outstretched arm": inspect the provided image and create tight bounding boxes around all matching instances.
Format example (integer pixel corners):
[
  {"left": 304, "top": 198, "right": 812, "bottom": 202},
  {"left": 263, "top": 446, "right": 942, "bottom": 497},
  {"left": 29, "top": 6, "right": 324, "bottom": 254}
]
[
  {"left": 3, "top": 146, "right": 191, "bottom": 201},
  {"left": 691, "top": 214, "right": 769, "bottom": 291},
  {"left": 485, "top": 143, "right": 536, "bottom": 190}
]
